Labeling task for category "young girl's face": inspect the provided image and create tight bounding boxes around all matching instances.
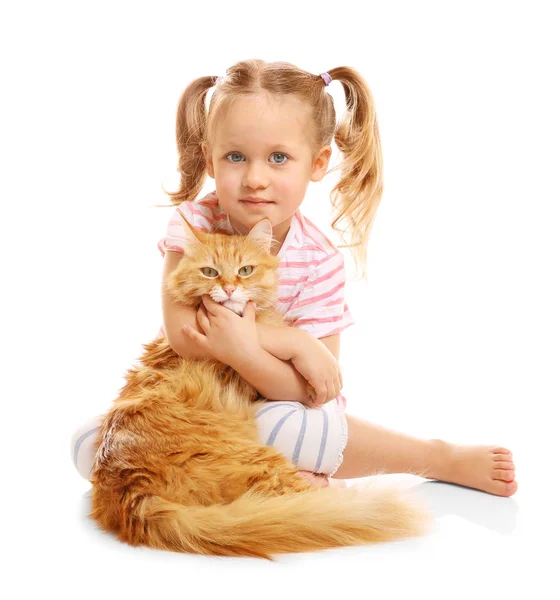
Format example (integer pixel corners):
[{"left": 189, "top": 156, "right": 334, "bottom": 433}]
[{"left": 203, "top": 93, "right": 331, "bottom": 252}]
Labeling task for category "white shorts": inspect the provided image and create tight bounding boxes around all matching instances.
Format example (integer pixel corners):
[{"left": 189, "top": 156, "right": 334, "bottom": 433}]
[
  {"left": 254, "top": 398, "right": 348, "bottom": 477},
  {"left": 71, "top": 398, "right": 348, "bottom": 481}
]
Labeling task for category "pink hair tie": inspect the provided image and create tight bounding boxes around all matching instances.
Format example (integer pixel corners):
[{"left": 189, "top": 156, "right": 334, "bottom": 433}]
[{"left": 320, "top": 72, "right": 332, "bottom": 86}]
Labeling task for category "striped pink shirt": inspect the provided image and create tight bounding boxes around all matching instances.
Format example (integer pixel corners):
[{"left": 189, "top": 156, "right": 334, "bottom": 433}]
[{"left": 158, "top": 191, "right": 355, "bottom": 340}]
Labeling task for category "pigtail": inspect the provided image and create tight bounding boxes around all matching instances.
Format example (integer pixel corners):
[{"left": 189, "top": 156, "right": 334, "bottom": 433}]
[
  {"left": 328, "top": 66, "right": 384, "bottom": 282},
  {"left": 160, "top": 75, "right": 218, "bottom": 206}
]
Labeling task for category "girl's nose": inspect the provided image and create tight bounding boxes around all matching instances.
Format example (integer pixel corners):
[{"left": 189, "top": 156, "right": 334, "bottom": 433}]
[
  {"left": 243, "top": 162, "right": 268, "bottom": 188},
  {"left": 224, "top": 285, "right": 236, "bottom": 297}
]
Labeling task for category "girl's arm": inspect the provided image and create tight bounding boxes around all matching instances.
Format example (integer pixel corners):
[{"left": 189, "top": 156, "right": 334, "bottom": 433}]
[
  {"left": 170, "top": 316, "right": 312, "bottom": 403},
  {"left": 255, "top": 326, "right": 343, "bottom": 406},
  {"left": 225, "top": 344, "right": 312, "bottom": 403},
  {"left": 256, "top": 322, "right": 306, "bottom": 361}
]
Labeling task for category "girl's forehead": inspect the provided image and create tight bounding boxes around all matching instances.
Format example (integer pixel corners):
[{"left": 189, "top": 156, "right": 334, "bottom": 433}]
[{"left": 214, "top": 96, "right": 311, "bottom": 149}]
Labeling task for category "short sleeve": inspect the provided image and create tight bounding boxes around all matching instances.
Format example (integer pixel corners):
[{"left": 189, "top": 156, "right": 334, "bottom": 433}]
[
  {"left": 157, "top": 198, "right": 227, "bottom": 256},
  {"left": 284, "top": 251, "right": 355, "bottom": 339},
  {"left": 157, "top": 203, "right": 192, "bottom": 256}
]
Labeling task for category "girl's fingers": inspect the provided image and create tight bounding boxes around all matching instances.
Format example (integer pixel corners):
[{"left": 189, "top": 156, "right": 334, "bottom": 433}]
[
  {"left": 306, "top": 383, "right": 314, "bottom": 399},
  {"left": 184, "top": 325, "right": 207, "bottom": 347},
  {"left": 197, "top": 305, "right": 210, "bottom": 331},
  {"left": 332, "top": 379, "right": 340, "bottom": 401},
  {"left": 310, "top": 381, "right": 326, "bottom": 406},
  {"left": 201, "top": 295, "right": 219, "bottom": 316}
]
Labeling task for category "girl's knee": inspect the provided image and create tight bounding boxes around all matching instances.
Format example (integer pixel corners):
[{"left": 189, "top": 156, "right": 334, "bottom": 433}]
[{"left": 255, "top": 401, "right": 348, "bottom": 476}]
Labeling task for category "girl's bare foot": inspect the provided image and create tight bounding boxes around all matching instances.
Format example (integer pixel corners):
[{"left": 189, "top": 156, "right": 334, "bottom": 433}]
[
  {"left": 297, "top": 470, "right": 347, "bottom": 488},
  {"left": 433, "top": 441, "right": 518, "bottom": 497}
]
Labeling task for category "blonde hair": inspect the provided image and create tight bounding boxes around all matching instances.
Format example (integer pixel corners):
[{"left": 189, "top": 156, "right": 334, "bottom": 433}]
[{"left": 161, "top": 59, "right": 383, "bottom": 280}]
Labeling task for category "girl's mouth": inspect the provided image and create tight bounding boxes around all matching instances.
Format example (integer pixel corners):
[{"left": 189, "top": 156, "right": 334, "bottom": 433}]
[{"left": 240, "top": 200, "right": 274, "bottom": 208}]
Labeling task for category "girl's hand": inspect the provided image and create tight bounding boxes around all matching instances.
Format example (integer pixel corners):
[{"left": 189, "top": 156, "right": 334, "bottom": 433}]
[
  {"left": 291, "top": 334, "right": 343, "bottom": 408},
  {"left": 182, "top": 295, "right": 260, "bottom": 366}
]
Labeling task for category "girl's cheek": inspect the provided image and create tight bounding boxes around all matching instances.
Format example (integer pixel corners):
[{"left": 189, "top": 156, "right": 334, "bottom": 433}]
[{"left": 220, "top": 172, "right": 237, "bottom": 186}]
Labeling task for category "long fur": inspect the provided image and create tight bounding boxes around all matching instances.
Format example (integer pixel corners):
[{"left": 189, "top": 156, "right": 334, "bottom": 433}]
[{"left": 89, "top": 217, "right": 433, "bottom": 559}]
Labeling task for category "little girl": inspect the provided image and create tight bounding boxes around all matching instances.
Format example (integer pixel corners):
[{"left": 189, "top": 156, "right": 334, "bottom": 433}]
[{"left": 71, "top": 59, "right": 517, "bottom": 497}]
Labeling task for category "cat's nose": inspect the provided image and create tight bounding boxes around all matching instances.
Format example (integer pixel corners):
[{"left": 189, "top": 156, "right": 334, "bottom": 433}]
[{"left": 224, "top": 285, "right": 236, "bottom": 297}]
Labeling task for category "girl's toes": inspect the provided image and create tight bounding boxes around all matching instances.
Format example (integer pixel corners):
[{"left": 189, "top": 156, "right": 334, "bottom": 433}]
[
  {"left": 494, "top": 454, "right": 512, "bottom": 463},
  {"left": 297, "top": 470, "right": 329, "bottom": 487},
  {"left": 490, "top": 479, "right": 518, "bottom": 497},
  {"left": 493, "top": 447, "right": 512, "bottom": 459},
  {"left": 494, "top": 468, "right": 516, "bottom": 482},
  {"left": 494, "top": 461, "right": 515, "bottom": 471}
]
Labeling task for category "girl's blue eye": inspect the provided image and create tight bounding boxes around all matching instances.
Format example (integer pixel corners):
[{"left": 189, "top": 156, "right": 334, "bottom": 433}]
[
  {"left": 226, "top": 152, "right": 288, "bottom": 165},
  {"left": 271, "top": 153, "right": 288, "bottom": 164}
]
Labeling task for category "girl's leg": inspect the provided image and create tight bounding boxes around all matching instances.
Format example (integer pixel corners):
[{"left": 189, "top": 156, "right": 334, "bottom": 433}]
[
  {"left": 331, "top": 414, "right": 518, "bottom": 497},
  {"left": 254, "top": 400, "right": 348, "bottom": 488},
  {"left": 70, "top": 402, "right": 347, "bottom": 488}
]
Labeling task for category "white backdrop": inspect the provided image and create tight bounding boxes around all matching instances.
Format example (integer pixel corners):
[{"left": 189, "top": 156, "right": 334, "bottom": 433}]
[{"left": 1, "top": 1, "right": 558, "bottom": 597}]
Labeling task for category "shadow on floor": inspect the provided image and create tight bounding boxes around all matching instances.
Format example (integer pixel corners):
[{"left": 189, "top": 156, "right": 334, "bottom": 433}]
[{"left": 413, "top": 479, "right": 519, "bottom": 535}]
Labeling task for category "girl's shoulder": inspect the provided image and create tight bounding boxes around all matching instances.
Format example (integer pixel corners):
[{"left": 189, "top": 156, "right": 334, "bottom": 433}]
[
  {"left": 176, "top": 191, "right": 231, "bottom": 233},
  {"left": 293, "top": 210, "right": 341, "bottom": 260},
  {"left": 279, "top": 211, "right": 346, "bottom": 291},
  {"left": 157, "top": 191, "right": 231, "bottom": 256}
]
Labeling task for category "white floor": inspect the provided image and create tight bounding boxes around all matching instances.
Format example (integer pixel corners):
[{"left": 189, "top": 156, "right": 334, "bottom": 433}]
[{"left": 53, "top": 461, "right": 553, "bottom": 599}]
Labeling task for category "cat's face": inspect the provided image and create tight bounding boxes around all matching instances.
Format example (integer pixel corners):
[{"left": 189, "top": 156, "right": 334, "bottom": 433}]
[{"left": 166, "top": 216, "right": 281, "bottom": 316}]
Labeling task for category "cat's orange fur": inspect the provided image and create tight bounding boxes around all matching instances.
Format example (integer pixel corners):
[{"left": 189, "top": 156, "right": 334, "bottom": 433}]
[{"left": 89, "top": 215, "right": 433, "bottom": 559}]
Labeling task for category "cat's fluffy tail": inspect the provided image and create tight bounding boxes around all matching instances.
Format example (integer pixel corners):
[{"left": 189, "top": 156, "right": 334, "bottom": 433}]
[{"left": 114, "top": 484, "right": 433, "bottom": 559}]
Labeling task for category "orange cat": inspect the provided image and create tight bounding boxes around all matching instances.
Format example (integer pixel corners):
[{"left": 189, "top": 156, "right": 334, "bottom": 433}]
[{"left": 89, "top": 215, "right": 433, "bottom": 559}]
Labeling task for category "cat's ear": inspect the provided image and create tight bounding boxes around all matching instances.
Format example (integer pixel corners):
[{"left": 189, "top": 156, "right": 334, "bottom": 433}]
[
  {"left": 177, "top": 210, "right": 207, "bottom": 254},
  {"left": 246, "top": 219, "right": 273, "bottom": 254}
]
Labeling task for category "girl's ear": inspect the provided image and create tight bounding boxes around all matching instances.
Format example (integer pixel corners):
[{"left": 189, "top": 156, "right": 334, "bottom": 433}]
[
  {"left": 246, "top": 219, "right": 273, "bottom": 253},
  {"left": 202, "top": 142, "right": 215, "bottom": 178},
  {"left": 310, "top": 145, "right": 332, "bottom": 182},
  {"left": 177, "top": 211, "right": 209, "bottom": 254}
]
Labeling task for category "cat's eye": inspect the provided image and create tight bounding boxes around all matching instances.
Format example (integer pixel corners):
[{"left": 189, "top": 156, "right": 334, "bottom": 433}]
[
  {"left": 201, "top": 267, "right": 219, "bottom": 278},
  {"left": 238, "top": 266, "right": 254, "bottom": 277}
]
